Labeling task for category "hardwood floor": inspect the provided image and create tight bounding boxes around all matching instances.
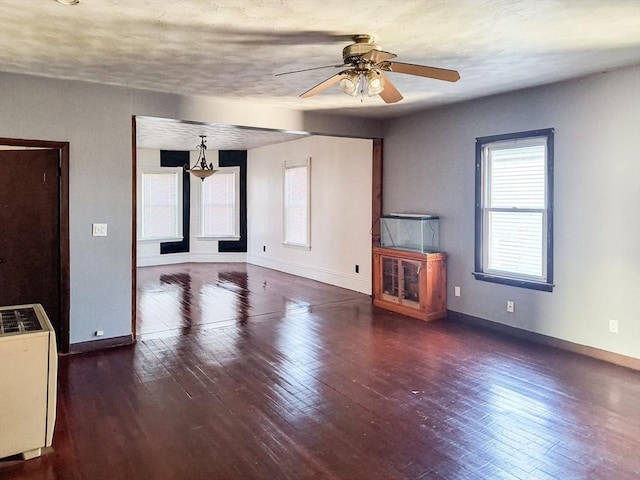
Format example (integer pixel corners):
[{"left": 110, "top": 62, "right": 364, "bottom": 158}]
[
  {"left": 2, "top": 264, "right": 638, "bottom": 479},
  {"left": 135, "top": 263, "right": 365, "bottom": 337}
]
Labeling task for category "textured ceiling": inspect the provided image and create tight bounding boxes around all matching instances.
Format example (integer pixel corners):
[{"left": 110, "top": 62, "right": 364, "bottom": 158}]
[
  {"left": 136, "top": 116, "right": 309, "bottom": 151},
  {"left": 1, "top": 0, "right": 639, "bottom": 149}
]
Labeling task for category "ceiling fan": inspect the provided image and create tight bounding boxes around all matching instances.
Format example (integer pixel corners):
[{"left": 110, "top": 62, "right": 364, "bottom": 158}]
[{"left": 276, "top": 34, "right": 460, "bottom": 104}]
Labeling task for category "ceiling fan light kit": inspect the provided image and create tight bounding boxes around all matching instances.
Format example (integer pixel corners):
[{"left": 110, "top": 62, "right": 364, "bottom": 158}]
[
  {"left": 338, "top": 69, "right": 385, "bottom": 99},
  {"left": 278, "top": 34, "right": 460, "bottom": 104}
]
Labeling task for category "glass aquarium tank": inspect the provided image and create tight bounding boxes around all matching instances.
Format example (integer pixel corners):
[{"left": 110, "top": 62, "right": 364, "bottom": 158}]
[{"left": 380, "top": 214, "right": 440, "bottom": 253}]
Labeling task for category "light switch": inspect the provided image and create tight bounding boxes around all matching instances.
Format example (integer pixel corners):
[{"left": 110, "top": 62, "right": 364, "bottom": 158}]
[{"left": 92, "top": 223, "right": 108, "bottom": 237}]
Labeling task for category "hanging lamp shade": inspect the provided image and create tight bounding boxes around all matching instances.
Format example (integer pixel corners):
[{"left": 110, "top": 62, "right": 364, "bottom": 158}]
[
  {"left": 339, "top": 71, "right": 361, "bottom": 97},
  {"left": 366, "top": 69, "right": 385, "bottom": 96}
]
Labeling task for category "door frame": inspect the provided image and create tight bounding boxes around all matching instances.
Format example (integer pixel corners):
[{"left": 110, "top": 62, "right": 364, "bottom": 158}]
[
  {"left": 0, "top": 137, "right": 70, "bottom": 353},
  {"left": 131, "top": 117, "right": 137, "bottom": 340}
]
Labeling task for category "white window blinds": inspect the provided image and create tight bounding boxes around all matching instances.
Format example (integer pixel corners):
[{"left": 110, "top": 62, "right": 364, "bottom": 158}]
[
  {"left": 201, "top": 169, "right": 238, "bottom": 238},
  {"left": 141, "top": 170, "right": 181, "bottom": 240},
  {"left": 283, "top": 159, "right": 310, "bottom": 247},
  {"left": 484, "top": 140, "right": 547, "bottom": 280}
]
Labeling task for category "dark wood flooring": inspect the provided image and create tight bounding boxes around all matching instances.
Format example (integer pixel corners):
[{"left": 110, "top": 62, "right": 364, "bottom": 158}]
[{"left": 2, "top": 263, "right": 638, "bottom": 479}]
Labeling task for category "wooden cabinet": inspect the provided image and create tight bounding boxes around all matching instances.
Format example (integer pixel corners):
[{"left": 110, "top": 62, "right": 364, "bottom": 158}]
[{"left": 372, "top": 247, "right": 447, "bottom": 322}]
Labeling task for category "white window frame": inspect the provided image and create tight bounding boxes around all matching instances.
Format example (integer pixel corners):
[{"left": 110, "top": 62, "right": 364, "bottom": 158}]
[
  {"left": 138, "top": 166, "right": 183, "bottom": 242},
  {"left": 282, "top": 157, "right": 311, "bottom": 249},
  {"left": 474, "top": 129, "right": 554, "bottom": 292},
  {"left": 198, "top": 166, "right": 240, "bottom": 241}
]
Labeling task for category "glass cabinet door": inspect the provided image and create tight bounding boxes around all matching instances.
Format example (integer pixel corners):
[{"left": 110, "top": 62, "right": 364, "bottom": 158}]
[
  {"left": 373, "top": 247, "right": 446, "bottom": 321},
  {"left": 402, "top": 260, "right": 421, "bottom": 308},
  {"left": 381, "top": 257, "right": 399, "bottom": 301}
]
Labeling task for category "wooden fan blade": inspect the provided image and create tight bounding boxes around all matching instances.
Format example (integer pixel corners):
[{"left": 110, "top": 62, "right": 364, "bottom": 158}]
[
  {"left": 361, "top": 49, "right": 397, "bottom": 63},
  {"left": 379, "top": 74, "right": 403, "bottom": 104},
  {"left": 385, "top": 62, "right": 460, "bottom": 82},
  {"left": 275, "top": 64, "right": 345, "bottom": 76},
  {"left": 300, "top": 72, "right": 346, "bottom": 98}
]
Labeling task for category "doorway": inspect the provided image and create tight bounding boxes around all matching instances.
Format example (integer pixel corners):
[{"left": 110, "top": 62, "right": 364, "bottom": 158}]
[
  {"left": 131, "top": 116, "right": 382, "bottom": 341},
  {"left": 0, "top": 139, "right": 70, "bottom": 352}
]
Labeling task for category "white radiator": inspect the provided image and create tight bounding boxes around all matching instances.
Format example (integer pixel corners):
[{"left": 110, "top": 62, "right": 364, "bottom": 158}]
[{"left": 0, "top": 304, "right": 58, "bottom": 460}]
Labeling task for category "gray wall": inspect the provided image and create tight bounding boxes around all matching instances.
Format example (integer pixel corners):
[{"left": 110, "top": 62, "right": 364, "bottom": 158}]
[
  {"left": 2, "top": 66, "right": 638, "bottom": 358},
  {"left": 0, "top": 72, "right": 380, "bottom": 345},
  {"left": 383, "top": 65, "right": 640, "bottom": 359}
]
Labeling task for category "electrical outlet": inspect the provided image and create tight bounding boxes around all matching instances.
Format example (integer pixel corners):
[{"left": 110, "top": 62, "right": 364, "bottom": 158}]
[
  {"left": 454, "top": 286, "right": 461, "bottom": 297},
  {"left": 609, "top": 319, "right": 619, "bottom": 334},
  {"left": 95, "top": 330, "right": 104, "bottom": 337},
  {"left": 506, "top": 301, "right": 515, "bottom": 313},
  {"left": 92, "top": 223, "right": 107, "bottom": 237}
]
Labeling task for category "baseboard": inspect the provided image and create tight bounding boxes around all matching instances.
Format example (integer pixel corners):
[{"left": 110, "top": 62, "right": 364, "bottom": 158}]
[
  {"left": 137, "top": 252, "right": 247, "bottom": 267},
  {"left": 447, "top": 310, "right": 639, "bottom": 371},
  {"left": 247, "top": 254, "right": 371, "bottom": 294},
  {"left": 65, "top": 335, "right": 135, "bottom": 355}
]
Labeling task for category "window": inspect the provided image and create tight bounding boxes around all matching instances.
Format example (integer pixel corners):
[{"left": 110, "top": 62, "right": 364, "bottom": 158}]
[
  {"left": 139, "top": 168, "right": 183, "bottom": 241},
  {"left": 474, "top": 129, "right": 554, "bottom": 291},
  {"left": 200, "top": 167, "right": 240, "bottom": 239},
  {"left": 283, "top": 158, "right": 311, "bottom": 248}
]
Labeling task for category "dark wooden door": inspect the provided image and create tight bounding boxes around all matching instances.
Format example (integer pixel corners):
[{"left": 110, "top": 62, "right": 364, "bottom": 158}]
[{"left": 0, "top": 149, "right": 61, "bottom": 342}]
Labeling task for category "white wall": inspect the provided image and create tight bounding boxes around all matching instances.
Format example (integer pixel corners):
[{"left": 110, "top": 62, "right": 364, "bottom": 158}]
[
  {"left": 0, "top": 71, "right": 380, "bottom": 345},
  {"left": 136, "top": 148, "right": 246, "bottom": 266},
  {"left": 383, "top": 65, "right": 640, "bottom": 359},
  {"left": 247, "top": 136, "right": 373, "bottom": 294}
]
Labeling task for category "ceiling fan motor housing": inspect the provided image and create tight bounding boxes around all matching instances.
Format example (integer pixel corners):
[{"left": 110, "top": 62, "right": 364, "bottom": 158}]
[{"left": 342, "top": 35, "right": 381, "bottom": 66}]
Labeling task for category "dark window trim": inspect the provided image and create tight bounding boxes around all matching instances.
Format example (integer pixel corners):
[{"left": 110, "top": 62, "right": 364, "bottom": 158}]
[
  {"left": 159, "top": 150, "right": 190, "bottom": 255},
  {"left": 474, "top": 128, "right": 554, "bottom": 292},
  {"left": 218, "top": 150, "right": 247, "bottom": 253}
]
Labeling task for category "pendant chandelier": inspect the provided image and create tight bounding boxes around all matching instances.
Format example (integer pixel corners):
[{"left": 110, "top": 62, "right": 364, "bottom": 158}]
[{"left": 186, "top": 135, "right": 217, "bottom": 180}]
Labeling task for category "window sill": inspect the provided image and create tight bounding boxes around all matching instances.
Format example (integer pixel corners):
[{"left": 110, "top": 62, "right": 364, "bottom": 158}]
[
  {"left": 282, "top": 242, "right": 311, "bottom": 251},
  {"left": 472, "top": 272, "right": 554, "bottom": 292},
  {"left": 196, "top": 236, "right": 240, "bottom": 242},
  {"left": 137, "top": 237, "right": 184, "bottom": 244}
]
